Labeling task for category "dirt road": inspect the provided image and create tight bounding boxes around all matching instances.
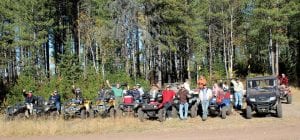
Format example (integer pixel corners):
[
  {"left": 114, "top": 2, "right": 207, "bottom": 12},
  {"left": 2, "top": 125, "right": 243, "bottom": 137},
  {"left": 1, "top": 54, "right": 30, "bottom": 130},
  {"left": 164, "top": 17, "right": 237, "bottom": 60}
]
[{"left": 2, "top": 88, "right": 300, "bottom": 140}]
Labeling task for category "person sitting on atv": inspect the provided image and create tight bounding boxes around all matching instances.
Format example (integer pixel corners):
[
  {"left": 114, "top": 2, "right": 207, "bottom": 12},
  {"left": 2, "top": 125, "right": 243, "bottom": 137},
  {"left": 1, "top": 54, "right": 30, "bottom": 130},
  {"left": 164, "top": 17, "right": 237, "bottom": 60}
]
[
  {"left": 125, "top": 86, "right": 140, "bottom": 103},
  {"left": 106, "top": 80, "right": 123, "bottom": 106},
  {"left": 278, "top": 73, "right": 289, "bottom": 86},
  {"left": 22, "top": 90, "right": 37, "bottom": 115},
  {"left": 162, "top": 85, "right": 176, "bottom": 119},
  {"left": 72, "top": 86, "right": 83, "bottom": 104},
  {"left": 149, "top": 83, "right": 160, "bottom": 99},
  {"left": 49, "top": 90, "right": 61, "bottom": 113}
]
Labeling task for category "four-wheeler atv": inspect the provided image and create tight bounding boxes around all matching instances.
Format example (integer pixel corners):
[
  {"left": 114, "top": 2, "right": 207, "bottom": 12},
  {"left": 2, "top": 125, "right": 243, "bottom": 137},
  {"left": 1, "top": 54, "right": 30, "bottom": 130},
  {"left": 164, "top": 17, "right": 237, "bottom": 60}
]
[
  {"left": 5, "top": 102, "right": 28, "bottom": 120},
  {"left": 43, "top": 99, "right": 60, "bottom": 119},
  {"left": 6, "top": 96, "right": 46, "bottom": 120},
  {"left": 137, "top": 92, "right": 165, "bottom": 122},
  {"left": 62, "top": 99, "right": 92, "bottom": 120},
  {"left": 279, "top": 85, "right": 292, "bottom": 104},
  {"left": 208, "top": 90, "right": 232, "bottom": 119},
  {"left": 118, "top": 90, "right": 141, "bottom": 117},
  {"left": 245, "top": 76, "right": 282, "bottom": 119},
  {"left": 172, "top": 91, "right": 199, "bottom": 118},
  {"left": 90, "top": 89, "right": 116, "bottom": 118}
]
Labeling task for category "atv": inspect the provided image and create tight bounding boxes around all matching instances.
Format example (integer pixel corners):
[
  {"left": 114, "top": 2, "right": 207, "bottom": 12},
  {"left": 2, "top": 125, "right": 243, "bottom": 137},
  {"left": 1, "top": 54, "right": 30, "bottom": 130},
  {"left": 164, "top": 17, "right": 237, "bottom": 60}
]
[
  {"left": 62, "top": 98, "right": 92, "bottom": 120},
  {"left": 43, "top": 99, "right": 60, "bottom": 119},
  {"left": 208, "top": 90, "right": 232, "bottom": 119},
  {"left": 137, "top": 92, "right": 165, "bottom": 122},
  {"left": 279, "top": 85, "right": 292, "bottom": 104},
  {"left": 117, "top": 90, "right": 141, "bottom": 117},
  {"left": 245, "top": 76, "right": 282, "bottom": 119},
  {"left": 5, "top": 102, "right": 28, "bottom": 120},
  {"left": 90, "top": 89, "right": 116, "bottom": 118}
]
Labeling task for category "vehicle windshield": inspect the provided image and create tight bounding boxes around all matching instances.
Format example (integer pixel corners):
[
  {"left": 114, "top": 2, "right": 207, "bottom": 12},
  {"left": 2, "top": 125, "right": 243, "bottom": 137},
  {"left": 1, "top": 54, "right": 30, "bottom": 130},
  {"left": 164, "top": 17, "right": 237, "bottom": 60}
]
[{"left": 247, "top": 79, "right": 277, "bottom": 94}]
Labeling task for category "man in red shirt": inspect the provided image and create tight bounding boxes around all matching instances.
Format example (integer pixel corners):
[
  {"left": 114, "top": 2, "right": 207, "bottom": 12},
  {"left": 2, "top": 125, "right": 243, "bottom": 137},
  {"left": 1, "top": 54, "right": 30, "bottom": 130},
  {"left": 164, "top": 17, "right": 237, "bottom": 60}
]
[
  {"left": 279, "top": 73, "right": 289, "bottom": 86},
  {"left": 162, "top": 85, "right": 176, "bottom": 119}
]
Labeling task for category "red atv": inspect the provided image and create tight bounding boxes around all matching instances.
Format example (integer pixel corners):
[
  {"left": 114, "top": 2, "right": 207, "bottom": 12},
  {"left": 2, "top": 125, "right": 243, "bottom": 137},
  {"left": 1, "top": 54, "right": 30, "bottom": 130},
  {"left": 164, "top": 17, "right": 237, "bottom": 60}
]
[
  {"left": 137, "top": 92, "right": 165, "bottom": 122},
  {"left": 279, "top": 85, "right": 292, "bottom": 104}
]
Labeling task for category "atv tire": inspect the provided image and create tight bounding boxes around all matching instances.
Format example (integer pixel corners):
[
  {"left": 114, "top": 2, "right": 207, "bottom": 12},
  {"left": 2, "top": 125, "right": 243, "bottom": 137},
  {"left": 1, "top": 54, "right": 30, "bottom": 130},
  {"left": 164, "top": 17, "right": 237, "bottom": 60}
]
[
  {"left": 277, "top": 103, "right": 283, "bottom": 118},
  {"left": 171, "top": 106, "right": 178, "bottom": 118},
  {"left": 137, "top": 108, "right": 145, "bottom": 122},
  {"left": 221, "top": 107, "right": 227, "bottom": 119},
  {"left": 226, "top": 104, "right": 233, "bottom": 115},
  {"left": 190, "top": 104, "right": 198, "bottom": 118},
  {"left": 109, "top": 108, "right": 115, "bottom": 118},
  {"left": 287, "top": 94, "right": 292, "bottom": 104},
  {"left": 246, "top": 105, "right": 252, "bottom": 119},
  {"left": 80, "top": 109, "right": 87, "bottom": 119},
  {"left": 158, "top": 108, "right": 166, "bottom": 122},
  {"left": 89, "top": 109, "right": 95, "bottom": 118}
]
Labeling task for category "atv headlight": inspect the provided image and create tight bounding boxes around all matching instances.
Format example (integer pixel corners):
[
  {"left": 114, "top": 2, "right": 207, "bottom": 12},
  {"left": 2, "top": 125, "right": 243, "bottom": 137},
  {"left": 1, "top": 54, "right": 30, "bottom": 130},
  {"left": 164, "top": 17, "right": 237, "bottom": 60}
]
[
  {"left": 269, "top": 96, "right": 276, "bottom": 101},
  {"left": 44, "top": 101, "right": 48, "bottom": 105},
  {"left": 249, "top": 98, "right": 256, "bottom": 102}
]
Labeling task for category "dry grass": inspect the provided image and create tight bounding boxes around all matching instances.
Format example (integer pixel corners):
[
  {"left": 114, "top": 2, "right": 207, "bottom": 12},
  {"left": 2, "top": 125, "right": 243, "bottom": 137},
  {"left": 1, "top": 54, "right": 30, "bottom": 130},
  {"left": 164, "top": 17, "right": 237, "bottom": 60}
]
[{"left": 1, "top": 87, "right": 299, "bottom": 137}]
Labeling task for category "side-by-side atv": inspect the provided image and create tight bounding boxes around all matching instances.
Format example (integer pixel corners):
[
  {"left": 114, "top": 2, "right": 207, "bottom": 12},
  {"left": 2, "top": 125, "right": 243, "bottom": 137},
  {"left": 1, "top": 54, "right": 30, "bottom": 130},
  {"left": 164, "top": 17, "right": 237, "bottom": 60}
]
[
  {"left": 137, "top": 93, "right": 165, "bottom": 122},
  {"left": 62, "top": 99, "right": 92, "bottom": 120},
  {"left": 245, "top": 76, "right": 282, "bottom": 119},
  {"left": 208, "top": 90, "right": 232, "bottom": 119}
]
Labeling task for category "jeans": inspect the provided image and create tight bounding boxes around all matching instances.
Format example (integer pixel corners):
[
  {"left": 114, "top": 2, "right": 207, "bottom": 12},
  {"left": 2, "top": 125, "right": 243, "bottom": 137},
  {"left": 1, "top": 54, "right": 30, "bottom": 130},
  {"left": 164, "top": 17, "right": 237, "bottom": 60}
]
[
  {"left": 201, "top": 100, "right": 209, "bottom": 119},
  {"left": 164, "top": 102, "right": 172, "bottom": 118},
  {"left": 55, "top": 102, "right": 61, "bottom": 112},
  {"left": 179, "top": 102, "right": 189, "bottom": 119},
  {"left": 234, "top": 91, "right": 243, "bottom": 109}
]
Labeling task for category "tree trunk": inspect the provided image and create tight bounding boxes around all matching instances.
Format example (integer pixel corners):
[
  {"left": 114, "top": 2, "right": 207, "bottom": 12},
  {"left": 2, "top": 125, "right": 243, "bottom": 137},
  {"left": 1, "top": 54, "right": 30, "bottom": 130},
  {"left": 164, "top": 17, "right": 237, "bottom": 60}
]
[
  {"left": 229, "top": 6, "right": 234, "bottom": 79},
  {"left": 275, "top": 40, "right": 279, "bottom": 76},
  {"left": 269, "top": 28, "right": 275, "bottom": 75},
  {"left": 208, "top": 3, "right": 212, "bottom": 81}
]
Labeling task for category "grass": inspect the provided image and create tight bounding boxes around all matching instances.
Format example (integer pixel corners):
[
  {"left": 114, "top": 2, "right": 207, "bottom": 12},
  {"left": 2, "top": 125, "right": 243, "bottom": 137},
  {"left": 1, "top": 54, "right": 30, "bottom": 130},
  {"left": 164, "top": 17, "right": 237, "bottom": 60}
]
[{"left": 1, "top": 87, "right": 299, "bottom": 137}]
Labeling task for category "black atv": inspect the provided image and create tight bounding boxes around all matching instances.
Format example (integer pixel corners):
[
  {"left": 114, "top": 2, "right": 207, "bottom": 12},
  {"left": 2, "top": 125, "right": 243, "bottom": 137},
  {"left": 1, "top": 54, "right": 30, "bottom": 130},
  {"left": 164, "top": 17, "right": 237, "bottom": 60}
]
[
  {"left": 44, "top": 100, "right": 60, "bottom": 119},
  {"left": 245, "top": 76, "right": 282, "bottom": 119},
  {"left": 5, "top": 102, "right": 28, "bottom": 120}
]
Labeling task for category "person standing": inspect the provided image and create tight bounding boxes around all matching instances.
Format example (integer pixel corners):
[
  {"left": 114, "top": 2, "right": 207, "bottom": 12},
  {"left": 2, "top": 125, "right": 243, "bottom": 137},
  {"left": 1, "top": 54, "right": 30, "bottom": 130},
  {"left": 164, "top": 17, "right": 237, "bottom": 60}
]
[
  {"left": 231, "top": 78, "right": 244, "bottom": 110},
  {"left": 178, "top": 85, "right": 189, "bottom": 120},
  {"left": 197, "top": 75, "right": 207, "bottom": 89},
  {"left": 106, "top": 80, "right": 123, "bottom": 106},
  {"left": 199, "top": 85, "right": 212, "bottom": 121},
  {"left": 162, "top": 85, "right": 176, "bottom": 119}
]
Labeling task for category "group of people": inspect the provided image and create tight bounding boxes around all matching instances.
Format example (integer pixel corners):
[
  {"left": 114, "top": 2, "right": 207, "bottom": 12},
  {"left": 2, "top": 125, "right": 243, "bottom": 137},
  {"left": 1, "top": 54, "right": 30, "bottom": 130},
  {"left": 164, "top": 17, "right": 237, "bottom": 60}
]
[{"left": 20, "top": 73, "right": 289, "bottom": 120}]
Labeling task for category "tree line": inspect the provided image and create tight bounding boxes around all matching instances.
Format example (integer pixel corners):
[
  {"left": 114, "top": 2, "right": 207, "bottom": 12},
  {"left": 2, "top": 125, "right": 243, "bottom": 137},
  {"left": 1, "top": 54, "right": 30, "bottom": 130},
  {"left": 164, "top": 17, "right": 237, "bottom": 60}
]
[{"left": 0, "top": 0, "right": 299, "bottom": 105}]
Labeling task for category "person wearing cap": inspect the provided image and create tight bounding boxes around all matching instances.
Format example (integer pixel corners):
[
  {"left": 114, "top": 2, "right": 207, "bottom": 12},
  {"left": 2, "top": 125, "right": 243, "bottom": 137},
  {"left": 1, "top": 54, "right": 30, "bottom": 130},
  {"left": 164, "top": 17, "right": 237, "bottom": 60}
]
[
  {"left": 22, "top": 90, "right": 37, "bottom": 116},
  {"left": 162, "top": 85, "right": 176, "bottom": 119},
  {"left": 49, "top": 90, "right": 61, "bottom": 113},
  {"left": 177, "top": 84, "right": 189, "bottom": 120},
  {"left": 231, "top": 78, "right": 244, "bottom": 110},
  {"left": 136, "top": 84, "right": 144, "bottom": 97}
]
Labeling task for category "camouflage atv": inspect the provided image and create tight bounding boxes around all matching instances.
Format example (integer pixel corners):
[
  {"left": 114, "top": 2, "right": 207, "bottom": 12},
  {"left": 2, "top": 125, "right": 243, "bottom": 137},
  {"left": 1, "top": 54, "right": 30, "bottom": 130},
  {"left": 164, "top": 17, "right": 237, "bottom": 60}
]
[
  {"left": 62, "top": 99, "right": 92, "bottom": 120},
  {"left": 91, "top": 97, "right": 116, "bottom": 118},
  {"left": 5, "top": 102, "right": 27, "bottom": 120}
]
